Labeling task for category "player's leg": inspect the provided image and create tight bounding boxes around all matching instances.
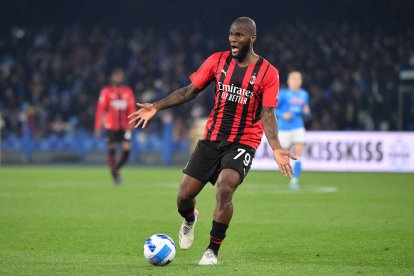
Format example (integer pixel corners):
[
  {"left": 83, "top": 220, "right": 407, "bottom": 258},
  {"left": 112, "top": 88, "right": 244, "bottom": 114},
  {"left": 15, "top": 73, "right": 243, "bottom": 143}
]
[
  {"left": 178, "top": 140, "right": 220, "bottom": 250},
  {"left": 208, "top": 169, "right": 241, "bottom": 254},
  {"left": 105, "top": 130, "right": 119, "bottom": 184},
  {"left": 200, "top": 143, "right": 254, "bottom": 265},
  {"left": 200, "top": 169, "right": 242, "bottom": 265},
  {"left": 290, "top": 142, "right": 304, "bottom": 188},
  {"left": 214, "top": 169, "right": 241, "bottom": 224},
  {"left": 115, "top": 130, "right": 131, "bottom": 170},
  {"left": 177, "top": 174, "right": 206, "bottom": 250},
  {"left": 290, "top": 128, "right": 306, "bottom": 190},
  {"left": 177, "top": 174, "right": 205, "bottom": 218},
  {"left": 108, "top": 142, "right": 117, "bottom": 170},
  {"left": 112, "top": 130, "right": 132, "bottom": 185},
  {"left": 116, "top": 139, "right": 131, "bottom": 171},
  {"left": 107, "top": 141, "right": 121, "bottom": 184}
]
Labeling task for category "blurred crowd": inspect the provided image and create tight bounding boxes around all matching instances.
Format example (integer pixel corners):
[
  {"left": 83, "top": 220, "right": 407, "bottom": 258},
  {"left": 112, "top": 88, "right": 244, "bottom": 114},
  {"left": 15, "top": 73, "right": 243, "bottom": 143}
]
[{"left": 0, "top": 20, "right": 413, "bottom": 145}]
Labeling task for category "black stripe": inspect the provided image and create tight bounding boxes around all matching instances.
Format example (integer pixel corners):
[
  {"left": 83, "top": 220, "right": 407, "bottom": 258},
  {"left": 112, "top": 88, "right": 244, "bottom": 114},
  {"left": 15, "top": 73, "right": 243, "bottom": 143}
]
[
  {"left": 205, "top": 52, "right": 232, "bottom": 140},
  {"left": 216, "top": 65, "right": 248, "bottom": 140},
  {"left": 118, "top": 90, "right": 122, "bottom": 130},
  {"left": 233, "top": 58, "right": 264, "bottom": 143},
  {"left": 252, "top": 63, "right": 270, "bottom": 124},
  {"left": 261, "top": 62, "right": 271, "bottom": 81},
  {"left": 215, "top": 52, "right": 224, "bottom": 73}
]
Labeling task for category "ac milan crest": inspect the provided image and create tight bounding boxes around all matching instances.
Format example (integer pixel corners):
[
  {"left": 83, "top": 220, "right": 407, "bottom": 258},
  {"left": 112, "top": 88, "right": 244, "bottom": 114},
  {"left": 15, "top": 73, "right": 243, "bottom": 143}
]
[{"left": 249, "top": 74, "right": 256, "bottom": 85}]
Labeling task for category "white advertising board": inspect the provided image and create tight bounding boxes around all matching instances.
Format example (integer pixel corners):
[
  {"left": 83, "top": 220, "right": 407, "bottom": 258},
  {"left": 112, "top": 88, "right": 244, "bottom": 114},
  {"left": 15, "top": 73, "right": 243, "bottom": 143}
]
[{"left": 252, "top": 131, "right": 414, "bottom": 172}]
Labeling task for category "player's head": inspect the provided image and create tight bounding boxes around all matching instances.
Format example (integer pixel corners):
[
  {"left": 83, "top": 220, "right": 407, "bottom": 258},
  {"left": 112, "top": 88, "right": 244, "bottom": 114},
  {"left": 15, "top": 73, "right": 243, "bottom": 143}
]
[
  {"left": 229, "top": 17, "right": 257, "bottom": 61},
  {"left": 111, "top": 68, "right": 125, "bottom": 86},
  {"left": 287, "top": 71, "right": 303, "bottom": 92}
]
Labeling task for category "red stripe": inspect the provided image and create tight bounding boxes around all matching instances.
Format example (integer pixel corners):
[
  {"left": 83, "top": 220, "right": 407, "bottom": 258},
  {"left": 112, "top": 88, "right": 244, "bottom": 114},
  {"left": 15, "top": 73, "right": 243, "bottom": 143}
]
[
  {"left": 210, "top": 236, "right": 224, "bottom": 244},
  {"left": 227, "top": 64, "right": 256, "bottom": 142},
  {"left": 210, "top": 240, "right": 223, "bottom": 245},
  {"left": 108, "top": 87, "right": 132, "bottom": 130},
  {"left": 121, "top": 105, "right": 126, "bottom": 130},
  {"left": 238, "top": 59, "right": 270, "bottom": 147},
  {"left": 203, "top": 90, "right": 221, "bottom": 139},
  {"left": 203, "top": 52, "right": 230, "bottom": 140},
  {"left": 210, "top": 59, "right": 236, "bottom": 140}
]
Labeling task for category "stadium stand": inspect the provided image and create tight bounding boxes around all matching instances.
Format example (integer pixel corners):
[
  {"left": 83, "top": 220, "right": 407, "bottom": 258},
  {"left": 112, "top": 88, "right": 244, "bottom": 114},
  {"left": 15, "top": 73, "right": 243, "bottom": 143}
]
[{"left": 0, "top": 19, "right": 413, "bottom": 159}]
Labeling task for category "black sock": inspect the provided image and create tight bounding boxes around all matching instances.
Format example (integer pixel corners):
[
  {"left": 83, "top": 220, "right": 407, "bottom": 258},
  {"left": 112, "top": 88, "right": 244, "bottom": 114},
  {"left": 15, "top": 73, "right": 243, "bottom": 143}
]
[
  {"left": 116, "top": 149, "right": 130, "bottom": 170},
  {"left": 108, "top": 149, "right": 116, "bottom": 170},
  {"left": 207, "top": 220, "right": 228, "bottom": 256},
  {"left": 178, "top": 208, "right": 195, "bottom": 222}
]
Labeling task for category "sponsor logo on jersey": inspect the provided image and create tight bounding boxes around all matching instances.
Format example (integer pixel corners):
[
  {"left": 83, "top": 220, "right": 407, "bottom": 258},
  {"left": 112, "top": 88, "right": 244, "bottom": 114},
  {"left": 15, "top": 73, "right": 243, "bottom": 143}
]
[
  {"left": 290, "top": 98, "right": 305, "bottom": 104},
  {"left": 110, "top": 99, "right": 128, "bottom": 110},
  {"left": 218, "top": 81, "right": 254, "bottom": 105}
]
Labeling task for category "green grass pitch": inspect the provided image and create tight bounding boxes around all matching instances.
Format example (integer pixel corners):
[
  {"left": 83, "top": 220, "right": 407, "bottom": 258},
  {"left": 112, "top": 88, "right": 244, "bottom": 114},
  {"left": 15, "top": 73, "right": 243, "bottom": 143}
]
[{"left": 0, "top": 167, "right": 413, "bottom": 275}]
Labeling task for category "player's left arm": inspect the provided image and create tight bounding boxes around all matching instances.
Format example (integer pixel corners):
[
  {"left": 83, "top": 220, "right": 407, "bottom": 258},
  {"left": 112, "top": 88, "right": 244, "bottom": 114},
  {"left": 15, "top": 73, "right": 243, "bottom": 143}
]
[
  {"left": 303, "top": 92, "right": 311, "bottom": 118},
  {"left": 262, "top": 107, "right": 297, "bottom": 177},
  {"left": 128, "top": 84, "right": 201, "bottom": 128},
  {"left": 94, "top": 88, "right": 108, "bottom": 137},
  {"left": 128, "top": 53, "right": 217, "bottom": 128},
  {"left": 261, "top": 67, "right": 296, "bottom": 177}
]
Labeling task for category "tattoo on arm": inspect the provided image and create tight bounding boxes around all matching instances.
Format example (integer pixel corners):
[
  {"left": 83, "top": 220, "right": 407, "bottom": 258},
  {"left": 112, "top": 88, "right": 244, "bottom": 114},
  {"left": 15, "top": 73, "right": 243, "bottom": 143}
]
[
  {"left": 261, "top": 107, "right": 282, "bottom": 150},
  {"left": 154, "top": 84, "right": 200, "bottom": 111}
]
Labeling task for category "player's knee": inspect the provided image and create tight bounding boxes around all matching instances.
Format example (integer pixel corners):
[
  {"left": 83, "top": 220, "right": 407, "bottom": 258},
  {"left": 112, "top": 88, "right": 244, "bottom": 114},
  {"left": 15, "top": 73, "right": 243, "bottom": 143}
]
[
  {"left": 216, "top": 180, "right": 237, "bottom": 203},
  {"left": 177, "top": 193, "right": 187, "bottom": 205},
  {"left": 177, "top": 189, "right": 192, "bottom": 204}
]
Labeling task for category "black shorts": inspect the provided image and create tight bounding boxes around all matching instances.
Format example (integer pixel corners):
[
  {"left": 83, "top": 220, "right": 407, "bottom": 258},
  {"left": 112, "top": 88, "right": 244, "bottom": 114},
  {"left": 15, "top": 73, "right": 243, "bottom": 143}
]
[
  {"left": 106, "top": 129, "right": 132, "bottom": 144},
  {"left": 183, "top": 140, "right": 256, "bottom": 185}
]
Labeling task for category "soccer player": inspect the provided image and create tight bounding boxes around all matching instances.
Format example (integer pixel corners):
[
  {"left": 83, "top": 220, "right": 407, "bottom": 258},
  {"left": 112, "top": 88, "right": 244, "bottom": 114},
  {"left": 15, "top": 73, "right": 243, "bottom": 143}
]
[
  {"left": 275, "top": 71, "right": 311, "bottom": 190},
  {"left": 94, "top": 68, "right": 136, "bottom": 185},
  {"left": 128, "top": 17, "right": 296, "bottom": 265}
]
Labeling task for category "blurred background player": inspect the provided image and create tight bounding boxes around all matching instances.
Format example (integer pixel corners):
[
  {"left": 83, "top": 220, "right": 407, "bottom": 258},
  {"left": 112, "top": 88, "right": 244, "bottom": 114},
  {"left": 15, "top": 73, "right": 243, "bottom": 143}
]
[
  {"left": 94, "top": 68, "right": 136, "bottom": 185},
  {"left": 275, "top": 71, "right": 311, "bottom": 190}
]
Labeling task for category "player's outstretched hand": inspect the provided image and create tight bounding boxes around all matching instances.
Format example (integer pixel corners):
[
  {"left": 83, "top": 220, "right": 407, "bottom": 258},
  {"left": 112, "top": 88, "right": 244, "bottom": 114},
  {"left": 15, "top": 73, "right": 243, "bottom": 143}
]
[
  {"left": 273, "top": 148, "right": 297, "bottom": 178},
  {"left": 128, "top": 103, "right": 157, "bottom": 128}
]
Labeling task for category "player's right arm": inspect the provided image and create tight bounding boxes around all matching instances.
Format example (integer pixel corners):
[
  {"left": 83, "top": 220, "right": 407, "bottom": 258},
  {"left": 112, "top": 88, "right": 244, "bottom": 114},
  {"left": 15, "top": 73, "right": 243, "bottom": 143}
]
[
  {"left": 94, "top": 88, "right": 108, "bottom": 137},
  {"left": 302, "top": 92, "right": 311, "bottom": 118},
  {"left": 128, "top": 52, "right": 219, "bottom": 128},
  {"left": 128, "top": 84, "right": 201, "bottom": 128},
  {"left": 261, "top": 66, "right": 297, "bottom": 177}
]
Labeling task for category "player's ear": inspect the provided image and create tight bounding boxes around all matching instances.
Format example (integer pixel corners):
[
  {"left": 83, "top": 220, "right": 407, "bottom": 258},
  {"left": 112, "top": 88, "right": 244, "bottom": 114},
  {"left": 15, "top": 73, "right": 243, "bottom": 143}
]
[{"left": 251, "top": 34, "right": 256, "bottom": 43}]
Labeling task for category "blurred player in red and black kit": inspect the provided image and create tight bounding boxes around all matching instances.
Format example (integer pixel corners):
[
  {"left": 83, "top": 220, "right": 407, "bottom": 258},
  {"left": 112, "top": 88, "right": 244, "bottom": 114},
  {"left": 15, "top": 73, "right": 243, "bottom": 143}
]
[
  {"left": 129, "top": 17, "right": 296, "bottom": 264},
  {"left": 95, "top": 68, "right": 135, "bottom": 185}
]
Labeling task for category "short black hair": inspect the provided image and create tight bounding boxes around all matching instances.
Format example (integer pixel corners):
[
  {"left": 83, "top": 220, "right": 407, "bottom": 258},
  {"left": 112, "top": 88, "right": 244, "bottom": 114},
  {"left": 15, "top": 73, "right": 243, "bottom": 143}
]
[
  {"left": 232, "top": 17, "right": 256, "bottom": 35},
  {"left": 111, "top": 67, "right": 124, "bottom": 75}
]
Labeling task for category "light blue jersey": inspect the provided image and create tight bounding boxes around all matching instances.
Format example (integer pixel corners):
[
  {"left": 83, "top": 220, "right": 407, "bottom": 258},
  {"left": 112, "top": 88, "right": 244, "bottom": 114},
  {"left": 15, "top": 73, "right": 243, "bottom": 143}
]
[{"left": 275, "top": 88, "right": 310, "bottom": 131}]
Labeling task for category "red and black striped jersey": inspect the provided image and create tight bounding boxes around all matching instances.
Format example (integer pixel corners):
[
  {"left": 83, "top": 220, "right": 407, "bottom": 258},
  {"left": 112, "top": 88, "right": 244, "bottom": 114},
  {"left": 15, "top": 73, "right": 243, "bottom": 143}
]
[
  {"left": 190, "top": 51, "right": 279, "bottom": 149},
  {"left": 95, "top": 86, "right": 136, "bottom": 131}
]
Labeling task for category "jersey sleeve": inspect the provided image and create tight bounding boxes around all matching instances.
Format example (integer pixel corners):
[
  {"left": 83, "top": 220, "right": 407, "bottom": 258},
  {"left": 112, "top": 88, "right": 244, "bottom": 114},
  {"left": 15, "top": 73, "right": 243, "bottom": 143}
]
[
  {"left": 303, "top": 90, "right": 311, "bottom": 116},
  {"left": 94, "top": 88, "right": 108, "bottom": 130},
  {"left": 262, "top": 66, "right": 279, "bottom": 107},
  {"left": 304, "top": 91, "right": 310, "bottom": 105},
  {"left": 189, "top": 52, "right": 221, "bottom": 90}
]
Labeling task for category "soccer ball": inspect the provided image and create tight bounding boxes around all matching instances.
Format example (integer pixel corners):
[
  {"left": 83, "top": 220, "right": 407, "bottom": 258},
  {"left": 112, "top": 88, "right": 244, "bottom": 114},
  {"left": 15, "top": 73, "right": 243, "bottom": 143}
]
[{"left": 144, "top": 234, "right": 176, "bottom": 266}]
